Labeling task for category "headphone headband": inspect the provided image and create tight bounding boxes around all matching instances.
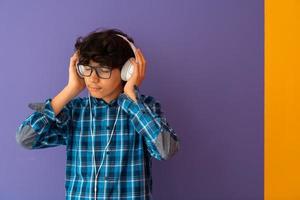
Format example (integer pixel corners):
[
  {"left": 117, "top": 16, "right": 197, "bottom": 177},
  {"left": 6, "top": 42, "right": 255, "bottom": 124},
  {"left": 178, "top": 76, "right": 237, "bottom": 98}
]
[{"left": 116, "top": 34, "right": 137, "bottom": 57}]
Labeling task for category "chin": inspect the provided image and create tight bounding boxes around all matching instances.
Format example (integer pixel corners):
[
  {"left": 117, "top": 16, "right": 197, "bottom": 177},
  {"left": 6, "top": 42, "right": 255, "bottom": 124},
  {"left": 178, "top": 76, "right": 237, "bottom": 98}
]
[{"left": 89, "top": 89, "right": 103, "bottom": 98}]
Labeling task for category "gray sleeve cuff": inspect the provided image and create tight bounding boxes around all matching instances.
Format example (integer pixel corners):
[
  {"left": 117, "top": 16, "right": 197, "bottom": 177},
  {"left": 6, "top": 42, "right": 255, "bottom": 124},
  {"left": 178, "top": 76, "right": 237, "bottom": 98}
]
[{"left": 16, "top": 124, "right": 38, "bottom": 149}]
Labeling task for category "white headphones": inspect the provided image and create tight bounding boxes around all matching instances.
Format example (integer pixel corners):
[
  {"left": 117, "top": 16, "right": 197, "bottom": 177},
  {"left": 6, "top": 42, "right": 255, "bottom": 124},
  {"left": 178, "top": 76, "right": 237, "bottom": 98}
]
[
  {"left": 116, "top": 34, "right": 138, "bottom": 81},
  {"left": 76, "top": 33, "right": 138, "bottom": 82}
]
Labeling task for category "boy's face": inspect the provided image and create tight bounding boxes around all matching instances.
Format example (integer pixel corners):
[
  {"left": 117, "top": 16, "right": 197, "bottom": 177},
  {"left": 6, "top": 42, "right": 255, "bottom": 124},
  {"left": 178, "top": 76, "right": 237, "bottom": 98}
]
[{"left": 83, "top": 60, "right": 123, "bottom": 103}]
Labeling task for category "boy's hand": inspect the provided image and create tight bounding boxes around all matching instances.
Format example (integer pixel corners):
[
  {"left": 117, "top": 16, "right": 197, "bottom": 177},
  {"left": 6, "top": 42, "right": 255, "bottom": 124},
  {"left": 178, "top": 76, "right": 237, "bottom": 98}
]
[
  {"left": 67, "top": 50, "right": 86, "bottom": 96},
  {"left": 124, "top": 48, "right": 146, "bottom": 102}
]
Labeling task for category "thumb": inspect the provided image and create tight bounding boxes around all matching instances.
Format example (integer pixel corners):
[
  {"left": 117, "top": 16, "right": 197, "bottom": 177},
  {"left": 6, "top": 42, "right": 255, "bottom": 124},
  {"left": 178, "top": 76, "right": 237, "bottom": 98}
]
[{"left": 130, "top": 58, "right": 138, "bottom": 80}]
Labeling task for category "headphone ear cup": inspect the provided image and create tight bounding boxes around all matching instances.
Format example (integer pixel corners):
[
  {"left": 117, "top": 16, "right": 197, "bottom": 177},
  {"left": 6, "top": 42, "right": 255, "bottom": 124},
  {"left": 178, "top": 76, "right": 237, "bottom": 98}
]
[
  {"left": 121, "top": 58, "right": 135, "bottom": 81},
  {"left": 76, "top": 64, "right": 84, "bottom": 79}
]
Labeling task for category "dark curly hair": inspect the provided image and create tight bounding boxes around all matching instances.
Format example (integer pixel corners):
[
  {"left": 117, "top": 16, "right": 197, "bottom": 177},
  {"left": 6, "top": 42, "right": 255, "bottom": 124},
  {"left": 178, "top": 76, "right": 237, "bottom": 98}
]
[{"left": 74, "top": 27, "right": 135, "bottom": 86}]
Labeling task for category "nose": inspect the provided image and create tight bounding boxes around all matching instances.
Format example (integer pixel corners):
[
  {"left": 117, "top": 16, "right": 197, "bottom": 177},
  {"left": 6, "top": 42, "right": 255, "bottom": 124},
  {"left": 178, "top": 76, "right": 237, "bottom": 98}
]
[{"left": 89, "top": 69, "right": 99, "bottom": 82}]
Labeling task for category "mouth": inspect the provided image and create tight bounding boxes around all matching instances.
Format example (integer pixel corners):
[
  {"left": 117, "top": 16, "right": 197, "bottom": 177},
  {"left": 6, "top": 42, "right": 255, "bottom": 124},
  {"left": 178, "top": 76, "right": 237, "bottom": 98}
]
[{"left": 89, "top": 86, "right": 102, "bottom": 91}]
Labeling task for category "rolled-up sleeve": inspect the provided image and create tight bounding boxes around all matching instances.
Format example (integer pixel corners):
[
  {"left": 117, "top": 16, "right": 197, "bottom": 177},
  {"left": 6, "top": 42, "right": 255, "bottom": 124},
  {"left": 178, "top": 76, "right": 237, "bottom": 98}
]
[
  {"left": 16, "top": 98, "right": 73, "bottom": 149},
  {"left": 118, "top": 85, "right": 180, "bottom": 160}
]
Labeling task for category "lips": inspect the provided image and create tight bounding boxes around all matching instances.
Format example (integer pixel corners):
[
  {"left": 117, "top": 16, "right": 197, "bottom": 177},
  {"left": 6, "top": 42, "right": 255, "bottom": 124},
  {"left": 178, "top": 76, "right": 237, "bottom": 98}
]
[{"left": 89, "top": 86, "right": 102, "bottom": 90}]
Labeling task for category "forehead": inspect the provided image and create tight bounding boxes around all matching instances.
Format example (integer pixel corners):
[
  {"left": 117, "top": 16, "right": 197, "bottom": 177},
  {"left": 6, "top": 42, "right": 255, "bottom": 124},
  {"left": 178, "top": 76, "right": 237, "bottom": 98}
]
[
  {"left": 88, "top": 60, "right": 101, "bottom": 67},
  {"left": 87, "top": 60, "right": 119, "bottom": 71}
]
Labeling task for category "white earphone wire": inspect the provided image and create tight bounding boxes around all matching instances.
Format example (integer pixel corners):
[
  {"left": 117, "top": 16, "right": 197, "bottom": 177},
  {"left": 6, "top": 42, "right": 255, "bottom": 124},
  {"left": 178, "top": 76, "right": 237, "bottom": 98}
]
[{"left": 89, "top": 92, "right": 121, "bottom": 200}]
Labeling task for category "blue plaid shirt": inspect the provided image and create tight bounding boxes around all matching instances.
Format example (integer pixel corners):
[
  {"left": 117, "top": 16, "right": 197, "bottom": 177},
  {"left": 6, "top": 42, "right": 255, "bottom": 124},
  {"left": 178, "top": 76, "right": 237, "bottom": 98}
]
[{"left": 16, "top": 85, "right": 180, "bottom": 200}]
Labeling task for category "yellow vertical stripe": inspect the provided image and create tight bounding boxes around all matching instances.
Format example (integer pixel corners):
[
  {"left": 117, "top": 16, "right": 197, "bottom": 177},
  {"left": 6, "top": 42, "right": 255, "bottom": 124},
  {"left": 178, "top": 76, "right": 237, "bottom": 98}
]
[{"left": 265, "top": 0, "right": 300, "bottom": 199}]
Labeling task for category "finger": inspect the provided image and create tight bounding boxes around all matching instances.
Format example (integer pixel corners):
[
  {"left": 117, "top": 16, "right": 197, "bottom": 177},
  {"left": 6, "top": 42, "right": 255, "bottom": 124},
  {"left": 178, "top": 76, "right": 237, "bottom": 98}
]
[
  {"left": 134, "top": 58, "right": 140, "bottom": 80},
  {"left": 132, "top": 53, "right": 140, "bottom": 80},
  {"left": 135, "top": 49, "right": 143, "bottom": 65},
  {"left": 71, "top": 58, "right": 77, "bottom": 66},
  {"left": 138, "top": 49, "right": 144, "bottom": 75},
  {"left": 139, "top": 49, "right": 146, "bottom": 64},
  {"left": 72, "top": 52, "right": 77, "bottom": 58},
  {"left": 130, "top": 58, "right": 138, "bottom": 79},
  {"left": 73, "top": 51, "right": 80, "bottom": 61},
  {"left": 135, "top": 60, "right": 140, "bottom": 83},
  {"left": 132, "top": 64, "right": 139, "bottom": 85},
  {"left": 137, "top": 49, "right": 146, "bottom": 78}
]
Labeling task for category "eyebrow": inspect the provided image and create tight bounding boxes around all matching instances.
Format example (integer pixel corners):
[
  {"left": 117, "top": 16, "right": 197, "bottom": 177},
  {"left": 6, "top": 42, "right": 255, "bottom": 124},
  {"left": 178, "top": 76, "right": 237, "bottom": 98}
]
[
  {"left": 89, "top": 64, "right": 101, "bottom": 67},
  {"left": 78, "top": 60, "right": 112, "bottom": 68},
  {"left": 88, "top": 64, "right": 112, "bottom": 69},
  {"left": 78, "top": 62, "right": 106, "bottom": 67}
]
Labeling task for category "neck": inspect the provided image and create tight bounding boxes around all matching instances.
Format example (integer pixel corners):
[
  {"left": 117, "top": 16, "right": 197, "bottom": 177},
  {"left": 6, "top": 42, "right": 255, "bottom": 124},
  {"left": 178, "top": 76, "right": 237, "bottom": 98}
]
[{"left": 102, "top": 84, "right": 124, "bottom": 104}]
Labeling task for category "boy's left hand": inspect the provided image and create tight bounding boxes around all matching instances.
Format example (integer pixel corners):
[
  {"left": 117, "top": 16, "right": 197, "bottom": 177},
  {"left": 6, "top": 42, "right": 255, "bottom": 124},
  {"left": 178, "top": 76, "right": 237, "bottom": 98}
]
[{"left": 124, "top": 48, "right": 146, "bottom": 102}]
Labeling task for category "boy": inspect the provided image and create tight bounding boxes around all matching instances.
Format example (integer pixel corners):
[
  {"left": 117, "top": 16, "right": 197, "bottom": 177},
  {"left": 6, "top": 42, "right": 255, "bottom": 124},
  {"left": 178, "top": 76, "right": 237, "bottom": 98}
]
[{"left": 16, "top": 28, "right": 180, "bottom": 200}]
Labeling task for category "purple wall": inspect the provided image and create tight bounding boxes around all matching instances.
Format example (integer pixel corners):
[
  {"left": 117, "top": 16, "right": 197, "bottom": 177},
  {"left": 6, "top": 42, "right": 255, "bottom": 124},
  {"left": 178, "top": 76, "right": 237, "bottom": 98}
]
[{"left": 0, "top": 0, "right": 264, "bottom": 199}]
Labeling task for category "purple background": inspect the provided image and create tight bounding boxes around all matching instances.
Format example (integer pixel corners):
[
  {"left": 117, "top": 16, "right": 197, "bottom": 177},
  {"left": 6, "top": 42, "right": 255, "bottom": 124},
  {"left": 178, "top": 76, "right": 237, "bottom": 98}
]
[{"left": 0, "top": 0, "right": 264, "bottom": 199}]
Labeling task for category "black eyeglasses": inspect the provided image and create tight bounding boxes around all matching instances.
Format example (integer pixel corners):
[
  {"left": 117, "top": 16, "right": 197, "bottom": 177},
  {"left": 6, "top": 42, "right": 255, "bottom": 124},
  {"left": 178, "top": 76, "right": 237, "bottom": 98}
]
[{"left": 76, "top": 64, "right": 113, "bottom": 79}]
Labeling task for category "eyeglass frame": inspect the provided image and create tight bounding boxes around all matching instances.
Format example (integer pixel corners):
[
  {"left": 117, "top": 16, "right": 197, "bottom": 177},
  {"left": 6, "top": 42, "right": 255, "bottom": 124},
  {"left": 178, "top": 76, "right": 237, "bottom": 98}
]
[{"left": 76, "top": 63, "right": 113, "bottom": 79}]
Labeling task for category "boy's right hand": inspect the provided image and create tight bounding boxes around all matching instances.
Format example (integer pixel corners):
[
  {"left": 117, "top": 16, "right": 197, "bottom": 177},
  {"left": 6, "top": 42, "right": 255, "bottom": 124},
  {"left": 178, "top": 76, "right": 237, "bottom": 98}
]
[{"left": 67, "top": 50, "right": 86, "bottom": 96}]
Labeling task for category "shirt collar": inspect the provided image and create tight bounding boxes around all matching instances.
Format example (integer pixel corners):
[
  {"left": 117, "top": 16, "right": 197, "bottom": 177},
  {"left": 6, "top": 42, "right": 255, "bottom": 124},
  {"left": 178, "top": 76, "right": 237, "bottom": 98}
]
[
  {"left": 90, "top": 94, "right": 119, "bottom": 107},
  {"left": 89, "top": 85, "right": 140, "bottom": 107}
]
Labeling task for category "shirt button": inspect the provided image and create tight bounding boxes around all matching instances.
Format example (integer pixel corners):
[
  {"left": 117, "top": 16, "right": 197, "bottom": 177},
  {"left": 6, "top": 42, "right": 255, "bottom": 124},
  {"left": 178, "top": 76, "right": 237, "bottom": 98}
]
[
  {"left": 142, "top": 110, "right": 146, "bottom": 114},
  {"left": 106, "top": 126, "right": 110, "bottom": 130}
]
